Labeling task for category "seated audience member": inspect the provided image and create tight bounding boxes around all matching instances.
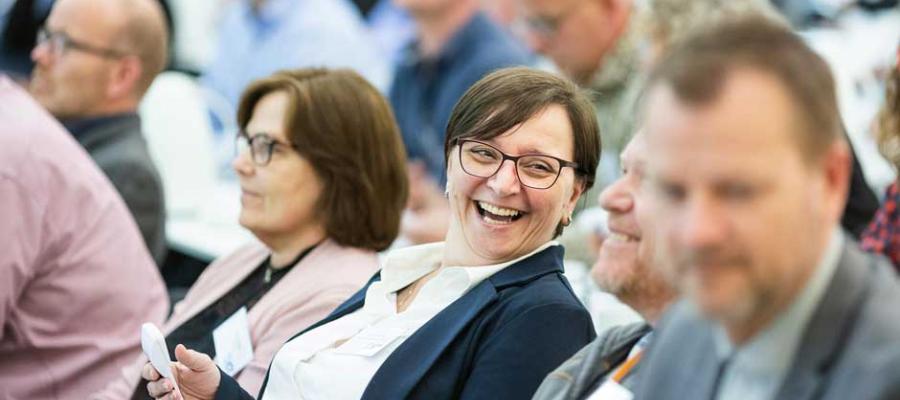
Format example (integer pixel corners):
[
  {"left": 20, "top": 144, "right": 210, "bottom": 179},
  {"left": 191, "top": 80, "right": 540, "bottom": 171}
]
[
  {"left": 861, "top": 45, "right": 900, "bottom": 270},
  {"left": 644, "top": 0, "right": 880, "bottom": 239},
  {"left": 532, "top": 131, "right": 676, "bottom": 400},
  {"left": 29, "top": 0, "right": 168, "bottom": 263},
  {"left": 201, "top": 0, "right": 389, "bottom": 113},
  {"left": 92, "top": 68, "right": 408, "bottom": 399},
  {"left": 634, "top": 17, "right": 900, "bottom": 400},
  {"left": 0, "top": 76, "right": 168, "bottom": 399},
  {"left": 143, "top": 67, "right": 599, "bottom": 400}
]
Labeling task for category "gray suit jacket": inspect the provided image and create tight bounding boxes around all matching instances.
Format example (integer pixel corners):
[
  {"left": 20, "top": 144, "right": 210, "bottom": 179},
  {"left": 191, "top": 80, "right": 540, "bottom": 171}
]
[
  {"left": 73, "top": 114, "right": 166, "bottom": 264},
  {"left": 533, "top": 322, "right": 652, "bottom": 400},
  {"left": 634, "top": 242, "right": 900, "bottom": 400}
]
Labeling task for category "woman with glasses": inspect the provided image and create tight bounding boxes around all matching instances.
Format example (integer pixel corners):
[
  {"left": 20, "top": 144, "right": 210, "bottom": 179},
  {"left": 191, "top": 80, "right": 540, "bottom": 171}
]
[
  {"left": 93, "top": 68, "right": 408, "bottom": 399},
  {"left": 143, "top": 66, "right": 600, "bottom": 400}
]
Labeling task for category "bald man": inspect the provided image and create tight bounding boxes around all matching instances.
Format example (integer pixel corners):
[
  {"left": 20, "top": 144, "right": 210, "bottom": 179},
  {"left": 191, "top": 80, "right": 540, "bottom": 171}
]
[{"left": 30, "top": 0, "right": 168, "bottom": 263}]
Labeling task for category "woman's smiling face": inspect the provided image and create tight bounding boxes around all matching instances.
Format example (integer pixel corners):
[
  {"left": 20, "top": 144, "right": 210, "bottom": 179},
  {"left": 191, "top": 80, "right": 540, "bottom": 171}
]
[{"left": 444, "top": 105, "right": 584, "bottom": 265}]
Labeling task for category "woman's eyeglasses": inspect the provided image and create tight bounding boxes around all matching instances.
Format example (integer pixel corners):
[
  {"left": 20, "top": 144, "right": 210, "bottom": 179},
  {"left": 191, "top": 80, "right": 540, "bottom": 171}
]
[{"left": 457, "top": 139, "right": 581, "bottom": 190}]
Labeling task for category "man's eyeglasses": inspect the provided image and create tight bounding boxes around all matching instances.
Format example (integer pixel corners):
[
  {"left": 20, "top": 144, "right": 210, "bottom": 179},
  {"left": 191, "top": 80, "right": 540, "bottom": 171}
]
[
  {"left": 36, "top": 27, "right": 125, "bottom": 59},
  {"left": 235, "top": 133, "right": 298, "bottom": 166},
  {"left": 457, "top": 139, "right": 582, "bottom": 190},
  {"left": 516, "top": 1, "right": 583, "bottom": 39}
]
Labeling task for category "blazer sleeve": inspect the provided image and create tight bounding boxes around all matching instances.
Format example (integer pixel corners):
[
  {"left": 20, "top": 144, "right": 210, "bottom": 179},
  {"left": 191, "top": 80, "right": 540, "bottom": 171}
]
[
  {"left": 215, "top": 370, "right": 255, "bottom": 400},
  {"left": 459, "top": 302, "right": 596, "bottom": 400}
]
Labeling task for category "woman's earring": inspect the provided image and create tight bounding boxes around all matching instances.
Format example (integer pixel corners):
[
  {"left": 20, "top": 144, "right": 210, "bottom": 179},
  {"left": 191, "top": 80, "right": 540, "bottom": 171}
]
[{"left": 561, "top": 210, "right": 573, "bottom": 227}]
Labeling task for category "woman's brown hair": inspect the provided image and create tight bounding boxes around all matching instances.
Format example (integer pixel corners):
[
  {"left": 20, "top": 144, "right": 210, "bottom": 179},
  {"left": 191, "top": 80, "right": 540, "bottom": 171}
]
[{"left": 237, "top": 68, "right": 409, "bottom": 251}]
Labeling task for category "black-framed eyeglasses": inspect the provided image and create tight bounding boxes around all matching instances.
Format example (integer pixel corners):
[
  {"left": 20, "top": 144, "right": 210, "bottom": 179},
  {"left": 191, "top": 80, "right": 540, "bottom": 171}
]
[
  {"left": 457, "top": 139, "right": 581, "bottom": 190},
  {"left": 36, "top": 27, "right": 125, "bottom": 59},
  {"left": 235, "top": 133, "right": 298, "bottom": 166}
]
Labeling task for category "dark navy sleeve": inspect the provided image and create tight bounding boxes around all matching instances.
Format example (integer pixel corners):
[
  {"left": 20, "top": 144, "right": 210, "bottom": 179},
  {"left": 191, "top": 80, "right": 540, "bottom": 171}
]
[{"left": 213, "top": 369, "right": 255, "bottom": 400}]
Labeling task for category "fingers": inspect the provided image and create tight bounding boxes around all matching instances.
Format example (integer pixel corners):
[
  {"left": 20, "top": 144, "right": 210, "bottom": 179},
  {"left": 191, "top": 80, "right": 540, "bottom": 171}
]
[
  {"left": 141, "top": 362, "right": 161, "bottom": 381},
  {"left": 174, "top": 343, "right": 214, "bottom": 371},
  {"left": 146, "top": 376, "right": 175, "bottom": 398}
]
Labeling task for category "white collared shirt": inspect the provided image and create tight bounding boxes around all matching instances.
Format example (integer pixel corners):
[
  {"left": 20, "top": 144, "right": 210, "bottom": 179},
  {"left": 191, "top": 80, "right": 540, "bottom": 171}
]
[
  {"left": 712, "top": 229, "right": 844, "bottom": 400},
  {"left": 263, "top": 241, "right": 559, "bottom": 400}
]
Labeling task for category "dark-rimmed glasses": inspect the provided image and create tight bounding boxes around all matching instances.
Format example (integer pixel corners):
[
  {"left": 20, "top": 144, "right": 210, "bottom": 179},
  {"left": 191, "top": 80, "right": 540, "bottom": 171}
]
[
  {"left": 36, "top": 27, "right": 125, "bottom": 59},
  {"left": 235, "top": 133, "right": 299, "bottom": 166},
  {"left": 457, "top": 139, "right": 581, "bottom": 190}
]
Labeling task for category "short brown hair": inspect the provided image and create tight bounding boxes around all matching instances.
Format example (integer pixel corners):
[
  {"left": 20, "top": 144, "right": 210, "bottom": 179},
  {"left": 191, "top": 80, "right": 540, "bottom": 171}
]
[
  {"left": 443, "top": 67, "right": 601, "bottom": 191},
  {"left": 644, "top": 16, "right": 842, "bottom": 162},
  {"left": 237, "top": 69, "right": 408, "bottom": 251}
]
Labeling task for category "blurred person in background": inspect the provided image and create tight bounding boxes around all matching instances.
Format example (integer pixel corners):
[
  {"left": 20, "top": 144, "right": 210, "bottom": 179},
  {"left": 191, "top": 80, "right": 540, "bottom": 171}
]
[
  {"left": 200, "top": 0, "right": 389, "bottom": 115},
  {"left": 634, "top": 17, "right": 900, "bottom": 400},
  {"left": 93, "top": 68, "right": 408, "bottom": 399},
  {"left": 144, "top": 67, "right": 598, "bottom": 400},
  {"left": 29, "top": 0, "right": 168, "bottom": 263},
  {"left": 861, "top": 44, "right": 900, "bottom": 269},
  {"left": 0, "top": 75, "right": 168, "bottom": 400},
  {"left": 532, "top": 131, "right": 676, "bottom": 400}
]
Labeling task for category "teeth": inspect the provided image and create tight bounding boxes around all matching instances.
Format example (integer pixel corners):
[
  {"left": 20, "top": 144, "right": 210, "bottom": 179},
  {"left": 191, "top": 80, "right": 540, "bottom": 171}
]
[
  {"left": 609, "top": 232, "right": 638, "bottom": 242},
  {"left": 482, "top": 215, "right": 512, "bottom": 225},
  {"left": 478, "top": 202, "right": 521, "bottom": 217}
]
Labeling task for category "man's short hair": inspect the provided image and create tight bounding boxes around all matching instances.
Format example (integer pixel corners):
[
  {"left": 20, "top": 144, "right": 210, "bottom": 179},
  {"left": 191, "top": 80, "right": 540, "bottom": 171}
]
[{"left": 643, "top": 16, "right": 842, "bottom": 162}]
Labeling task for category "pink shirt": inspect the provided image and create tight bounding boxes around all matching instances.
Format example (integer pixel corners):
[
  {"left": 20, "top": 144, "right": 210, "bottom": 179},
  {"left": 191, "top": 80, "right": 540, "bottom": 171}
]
[{"left": 0, "top": 76, "right": 168, "bottom": 399}]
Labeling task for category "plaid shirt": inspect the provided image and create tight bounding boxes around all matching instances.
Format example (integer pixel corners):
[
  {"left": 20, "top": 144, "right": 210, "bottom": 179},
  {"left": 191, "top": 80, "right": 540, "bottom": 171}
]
[{"left": 861, "top": 182, "right": 900, "bottom": 271}]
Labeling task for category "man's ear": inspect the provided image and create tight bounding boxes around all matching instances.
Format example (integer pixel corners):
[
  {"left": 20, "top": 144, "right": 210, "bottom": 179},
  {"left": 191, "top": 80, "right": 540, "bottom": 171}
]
[
  {"left": 821, "top": 140, "right": 851, "bottom": 223},
  {"left": 107, "top": 55, "right": 142, "bottom": 101}
]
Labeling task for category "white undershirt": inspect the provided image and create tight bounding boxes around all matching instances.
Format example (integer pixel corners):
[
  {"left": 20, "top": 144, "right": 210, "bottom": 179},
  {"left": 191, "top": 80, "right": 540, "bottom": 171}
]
[{"left": 262, "top": 241, "right": 559, "bottom": 400}]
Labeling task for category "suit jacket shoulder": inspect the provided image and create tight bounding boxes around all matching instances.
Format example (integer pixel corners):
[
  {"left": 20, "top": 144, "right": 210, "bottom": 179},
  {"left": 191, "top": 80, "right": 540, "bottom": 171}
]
[
  {"left": 635, "top": 241, "right": 900, "bottom": 400},
  {"left": 533, "top": 322, "right": 652, "bottom": 400},
  {"left": 75, "top": 115, "right": 166, "bottom": 263}
]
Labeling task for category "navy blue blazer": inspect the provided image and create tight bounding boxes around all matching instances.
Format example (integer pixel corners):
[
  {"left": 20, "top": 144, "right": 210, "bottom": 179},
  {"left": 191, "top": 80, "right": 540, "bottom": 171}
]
[{"left": 214, "top": 245, "right": 596, "bottom": 399}]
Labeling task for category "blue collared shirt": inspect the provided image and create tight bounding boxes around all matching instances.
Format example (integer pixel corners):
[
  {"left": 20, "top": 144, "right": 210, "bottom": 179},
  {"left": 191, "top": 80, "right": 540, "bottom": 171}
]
[{"left": 388, "top": 12, "right": 532, "bottom": 182}]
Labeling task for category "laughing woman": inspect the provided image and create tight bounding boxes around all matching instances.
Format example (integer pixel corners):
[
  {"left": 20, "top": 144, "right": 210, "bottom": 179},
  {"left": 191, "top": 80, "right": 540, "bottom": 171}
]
[{"left": 144, "top": 67, "right": 600, "bottom": 400}]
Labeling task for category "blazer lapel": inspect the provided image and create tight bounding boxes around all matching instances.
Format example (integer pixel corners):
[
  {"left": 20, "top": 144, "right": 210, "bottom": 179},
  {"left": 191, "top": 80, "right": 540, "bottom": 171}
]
[
  {"left": 775, "top": 243, "right": 873, "bottom": 400},
  {"left": 362, "top": 282, "right": 498, "bottom": 399},
  {"left": 362, "top": 245, "right": 566, "bottom": 399}
]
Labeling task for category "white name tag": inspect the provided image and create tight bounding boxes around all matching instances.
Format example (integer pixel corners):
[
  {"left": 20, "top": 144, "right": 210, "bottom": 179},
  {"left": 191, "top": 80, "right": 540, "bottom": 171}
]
[
  {"left": 213, "top": 306, "right": 254, "bottom": 376},
  {"left": 586, "top": 379, "right": 634, "bottom": 400},
  {"left": 332, "top": 325, "right": 410, "bottom": 357}
]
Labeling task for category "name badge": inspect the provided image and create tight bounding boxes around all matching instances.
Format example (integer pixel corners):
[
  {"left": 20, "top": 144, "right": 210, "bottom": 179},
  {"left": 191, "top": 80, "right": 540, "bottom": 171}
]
[
  {"left": 333, "top": 325, "right": 410, "bottom": 357},
  {"left": 586, "top": 379, "right": 634, "bottom": 400},
  {"left": 213, "top": 307, "right": 254, "bottom": 376}
]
